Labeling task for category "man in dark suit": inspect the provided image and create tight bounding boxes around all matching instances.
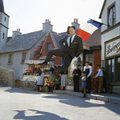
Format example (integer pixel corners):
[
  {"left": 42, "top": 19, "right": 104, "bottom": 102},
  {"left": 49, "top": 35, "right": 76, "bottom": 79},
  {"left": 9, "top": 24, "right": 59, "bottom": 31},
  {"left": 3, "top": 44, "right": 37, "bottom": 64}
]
[{"left": 42, "top": 26, "right": 83, "bottom": 73}]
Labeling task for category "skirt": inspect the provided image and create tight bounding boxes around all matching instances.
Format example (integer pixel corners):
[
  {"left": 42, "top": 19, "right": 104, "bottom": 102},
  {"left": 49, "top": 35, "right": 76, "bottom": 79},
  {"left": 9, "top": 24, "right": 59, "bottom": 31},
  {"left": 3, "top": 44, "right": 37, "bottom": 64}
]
[{"left": 81, "top": 81, "right": 87, "bottom": 88}]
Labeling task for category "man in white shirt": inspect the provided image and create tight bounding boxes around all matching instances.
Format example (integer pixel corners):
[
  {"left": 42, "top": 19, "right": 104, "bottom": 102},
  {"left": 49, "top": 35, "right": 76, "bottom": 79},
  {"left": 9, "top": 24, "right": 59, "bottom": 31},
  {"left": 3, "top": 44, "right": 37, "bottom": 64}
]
[
  {"left": 42, "top": 26, "right": 83, "bottom": 74},
  {"left": 95, "top": 65, "right": 104, "bottom": 93}
]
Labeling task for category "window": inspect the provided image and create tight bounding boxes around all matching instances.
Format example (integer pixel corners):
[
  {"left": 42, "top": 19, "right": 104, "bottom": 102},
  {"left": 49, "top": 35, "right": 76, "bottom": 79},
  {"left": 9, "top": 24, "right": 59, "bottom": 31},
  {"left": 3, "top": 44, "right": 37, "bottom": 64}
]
[
  {"left": 2, "top": 33, "right": 5, "bottom": 39},
  {"left": 47, "top": 43, "right": 53, "bottom": 51},
  {"left": 108, "top": 4, "right": 116, "bottom": 27},
  {"left": 21, "top": 52, "right": 26, "bottom": 63},
  {"left": 117, "top": 57, "right": 120, "bottom": 81},
  {"left": 4, "top": 17, "right": 6, "bottom": 22},
  {"left": 8, "top": 54, "right": 13, "bottom": 64}
]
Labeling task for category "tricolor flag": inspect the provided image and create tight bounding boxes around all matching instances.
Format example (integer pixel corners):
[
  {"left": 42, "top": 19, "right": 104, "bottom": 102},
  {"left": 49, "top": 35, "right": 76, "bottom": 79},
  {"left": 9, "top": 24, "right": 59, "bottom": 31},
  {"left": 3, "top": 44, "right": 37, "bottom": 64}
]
[
  {"left": 76, "top": 23, "right": 98, "bottom": 41},
  {"left": 76, "top": 19, "right": 102, "bottom": 41},
  {"left": 76, "top": 28, "right": 91, "bottom": 42},
  {"left": 87, "top": 19, "right": 103, "bottom": 28}
]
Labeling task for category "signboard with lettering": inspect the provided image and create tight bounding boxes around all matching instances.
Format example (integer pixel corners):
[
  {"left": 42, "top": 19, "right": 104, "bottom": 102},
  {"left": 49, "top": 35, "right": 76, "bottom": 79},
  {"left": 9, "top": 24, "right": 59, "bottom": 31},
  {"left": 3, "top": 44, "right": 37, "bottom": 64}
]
[{"left": 106, "top": 39, "right": 120, "bottom": 58}]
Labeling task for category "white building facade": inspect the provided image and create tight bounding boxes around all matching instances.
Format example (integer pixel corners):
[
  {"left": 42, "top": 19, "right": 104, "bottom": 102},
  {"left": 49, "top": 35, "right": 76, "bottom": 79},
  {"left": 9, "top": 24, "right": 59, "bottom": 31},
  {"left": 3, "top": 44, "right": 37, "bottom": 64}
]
[{"left": 100, "top": 0, "right": 120, "bottom": 93}]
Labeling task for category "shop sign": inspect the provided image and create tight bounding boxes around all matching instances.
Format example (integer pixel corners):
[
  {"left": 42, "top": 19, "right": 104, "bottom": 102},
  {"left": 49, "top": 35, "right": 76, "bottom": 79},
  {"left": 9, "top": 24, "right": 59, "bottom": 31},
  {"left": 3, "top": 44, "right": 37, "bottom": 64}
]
[{"left": 106, "top": 39, "right": 120, "bottom": 57}]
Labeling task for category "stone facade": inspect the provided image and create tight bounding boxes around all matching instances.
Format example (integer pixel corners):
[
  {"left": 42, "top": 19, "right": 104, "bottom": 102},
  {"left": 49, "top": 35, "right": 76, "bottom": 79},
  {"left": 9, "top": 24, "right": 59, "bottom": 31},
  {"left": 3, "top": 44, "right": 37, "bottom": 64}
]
[{"left": 0, "top": 66, "right": 15, "bottom": 86}]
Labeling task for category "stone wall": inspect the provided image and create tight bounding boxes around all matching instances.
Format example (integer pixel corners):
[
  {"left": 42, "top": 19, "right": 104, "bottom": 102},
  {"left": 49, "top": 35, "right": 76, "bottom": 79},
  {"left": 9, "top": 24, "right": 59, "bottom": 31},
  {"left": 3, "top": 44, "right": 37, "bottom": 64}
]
[{"left": 0, "top": 66, "right": 15, "bottom": 86}]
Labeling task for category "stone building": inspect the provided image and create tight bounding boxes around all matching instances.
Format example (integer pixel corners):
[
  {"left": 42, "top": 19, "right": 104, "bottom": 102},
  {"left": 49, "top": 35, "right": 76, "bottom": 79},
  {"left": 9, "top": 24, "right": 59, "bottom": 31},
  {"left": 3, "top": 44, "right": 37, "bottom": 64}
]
[{"left": 0, "top": 0, "right": 102, "bottom": 82}]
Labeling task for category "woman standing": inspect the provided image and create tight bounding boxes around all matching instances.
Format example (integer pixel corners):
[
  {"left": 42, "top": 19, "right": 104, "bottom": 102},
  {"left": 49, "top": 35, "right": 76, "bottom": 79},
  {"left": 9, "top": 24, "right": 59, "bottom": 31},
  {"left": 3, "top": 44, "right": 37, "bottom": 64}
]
[
  {"left": 72, "top": 66, "right": 81, "bottom": 92},
  {"left": 81, "top": 72, "right": 87, "bottom": 98}
]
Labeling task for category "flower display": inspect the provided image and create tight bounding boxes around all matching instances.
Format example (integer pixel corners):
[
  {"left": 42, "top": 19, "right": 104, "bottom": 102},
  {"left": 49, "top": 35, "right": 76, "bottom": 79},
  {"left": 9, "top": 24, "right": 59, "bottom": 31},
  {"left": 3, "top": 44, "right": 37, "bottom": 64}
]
[{"left": 44, "top": 77, "right": 54, "bottom": 86}]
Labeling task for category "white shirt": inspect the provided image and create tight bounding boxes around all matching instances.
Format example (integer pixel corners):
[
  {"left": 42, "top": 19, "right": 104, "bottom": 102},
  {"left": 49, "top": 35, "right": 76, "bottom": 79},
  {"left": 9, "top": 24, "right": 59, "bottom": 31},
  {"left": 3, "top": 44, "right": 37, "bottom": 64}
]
[
  {"left": 36, "top": 73, "right": 44, "bottom": 85},
  {"left": 95, "top": 69, "right": 103, "bottom": 77},
  {"left": 61, "top": 74, "right": 67, "bottom": 86},
  {"left": 83, "top": 65, "right": 92, "bottom": 77},
  {"left": 67, "top": 34, "right": 76, "bottom": 46}
]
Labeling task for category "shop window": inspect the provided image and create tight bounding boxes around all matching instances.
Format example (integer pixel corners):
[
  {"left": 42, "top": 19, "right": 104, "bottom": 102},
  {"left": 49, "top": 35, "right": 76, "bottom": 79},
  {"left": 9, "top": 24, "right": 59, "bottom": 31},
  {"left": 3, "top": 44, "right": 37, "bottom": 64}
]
[
  {"left": 117, "top": 57, "right": 120, "bottom": 81},
  {"left": 111, "top": 59, "right": 115, "bottom": 81},
  {"left": 106, "top": 59, "right": 115, "bottom": 82},
  {"left": 107, "top": 60, "right": 112, "bottom": 82},
  {"left": 112, "top": 59, "right": 115, "bottom": 72}
]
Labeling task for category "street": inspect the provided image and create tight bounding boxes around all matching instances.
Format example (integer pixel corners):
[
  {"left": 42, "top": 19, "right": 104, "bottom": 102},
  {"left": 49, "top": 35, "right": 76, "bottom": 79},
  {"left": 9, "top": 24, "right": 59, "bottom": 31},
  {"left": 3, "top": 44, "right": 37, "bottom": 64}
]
[{"left": 0, "top": 87, "right": 120, "bottom": 120}]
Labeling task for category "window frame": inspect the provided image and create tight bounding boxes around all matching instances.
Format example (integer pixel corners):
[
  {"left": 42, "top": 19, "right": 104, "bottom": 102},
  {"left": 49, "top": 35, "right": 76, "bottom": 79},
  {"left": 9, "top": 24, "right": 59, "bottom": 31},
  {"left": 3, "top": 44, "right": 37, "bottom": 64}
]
[
  {"left": 8, "top": 53, "right": 13, "bottom": 64},
  {"left": 21, "top": 52, "right": 26, "bottom": 64},
  {"left": 107, "top": 3, "right": 116, "bottom": 27}
]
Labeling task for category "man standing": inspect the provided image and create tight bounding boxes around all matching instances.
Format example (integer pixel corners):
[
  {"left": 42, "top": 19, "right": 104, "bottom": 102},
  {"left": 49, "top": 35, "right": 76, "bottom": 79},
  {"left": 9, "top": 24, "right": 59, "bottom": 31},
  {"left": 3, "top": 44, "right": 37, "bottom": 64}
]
[
  {"left": 94, "top": 65, "right": 104, "bottom": 93},
  {"left": 42, "top": 26, "right": 83, "bottom": 74}
]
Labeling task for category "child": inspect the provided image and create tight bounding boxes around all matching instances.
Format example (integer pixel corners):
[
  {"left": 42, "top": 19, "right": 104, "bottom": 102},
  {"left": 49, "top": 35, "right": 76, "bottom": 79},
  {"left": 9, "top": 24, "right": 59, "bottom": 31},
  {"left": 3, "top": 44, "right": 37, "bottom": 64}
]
[
  {"left": 36, "top": 71, "right": 44, "bottom": 92},
  {"left": 60, "top": 71, "right": 67, "bottom": 90},
  {"left": 81, "top": 72, "right": 87, "bottom": 98}
]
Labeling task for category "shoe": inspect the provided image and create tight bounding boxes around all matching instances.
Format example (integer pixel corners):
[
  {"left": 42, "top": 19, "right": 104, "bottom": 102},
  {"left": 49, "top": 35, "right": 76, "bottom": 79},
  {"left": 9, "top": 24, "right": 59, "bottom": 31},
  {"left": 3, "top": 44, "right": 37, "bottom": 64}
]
[{"left": 82, "top": 95, "right": 86, "bottom": 98}]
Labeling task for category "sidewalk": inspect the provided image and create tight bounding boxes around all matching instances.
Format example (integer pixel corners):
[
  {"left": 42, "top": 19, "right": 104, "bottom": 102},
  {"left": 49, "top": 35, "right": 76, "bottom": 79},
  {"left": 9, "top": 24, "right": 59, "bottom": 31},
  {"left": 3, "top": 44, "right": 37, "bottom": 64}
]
[{"left": 54, "top": 89, "right": 120, "bottom": 105}]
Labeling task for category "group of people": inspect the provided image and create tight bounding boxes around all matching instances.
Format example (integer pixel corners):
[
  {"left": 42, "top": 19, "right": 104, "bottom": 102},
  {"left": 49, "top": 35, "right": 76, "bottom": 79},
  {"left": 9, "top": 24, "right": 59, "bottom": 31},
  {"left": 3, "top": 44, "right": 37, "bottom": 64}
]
[
  {"left": 35, "top": 66, "right": 68, "bottom": 92},
  {"left": 73, "top": 62, "right": 105, "bottom": 98},
  {"left": 38, "top": 25, "right": 106, "bottom": 97},
  {"left": 36, "top": 62, "right": 105, "bottom": 97}
]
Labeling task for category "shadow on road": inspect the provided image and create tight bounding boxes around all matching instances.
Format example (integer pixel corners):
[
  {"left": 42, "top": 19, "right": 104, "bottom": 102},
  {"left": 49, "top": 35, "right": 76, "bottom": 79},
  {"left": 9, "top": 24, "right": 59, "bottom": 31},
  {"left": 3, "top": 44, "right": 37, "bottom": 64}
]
[
  {"left": 43, "top": 94, "right": 120, "bottom": 115},
  {"left": 13, "top": 109, "right": 68, "bottom": 120},
  {"left": 4, "top": 87, "right": 120, "bottom": 115},
  {"left": 5, "top": 87, "right": 40, "bottom": 95}
]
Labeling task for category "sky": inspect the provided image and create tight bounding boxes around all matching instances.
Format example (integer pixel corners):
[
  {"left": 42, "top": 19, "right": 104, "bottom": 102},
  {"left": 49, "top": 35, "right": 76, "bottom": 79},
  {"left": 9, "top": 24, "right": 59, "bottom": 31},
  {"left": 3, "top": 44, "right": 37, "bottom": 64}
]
[{"left": 4, "top": 0, "right": 104, "bottom": 36}]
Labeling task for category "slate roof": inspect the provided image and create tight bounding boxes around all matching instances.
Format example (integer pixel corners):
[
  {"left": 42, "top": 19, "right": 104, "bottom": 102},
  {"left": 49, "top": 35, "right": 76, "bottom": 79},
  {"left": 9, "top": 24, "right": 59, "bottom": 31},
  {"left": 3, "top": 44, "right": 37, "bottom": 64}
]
[
  {"left": 86, "top": 29, "right": 101, "bottom": 47},
  {"left": 51, "top": 32, "right": 65, "bottom": 48},
  {"left": 58, "top": 32, "right": 67, "bottom": 39},
  {"left": 0, "top": 30, "right": 47, "bottom": 53},
  {"left": 0, "top": 30, "right": 66, "bottom": 53},
  {"left": 0, "top": 27, "right": 101, "bottom": 54}
]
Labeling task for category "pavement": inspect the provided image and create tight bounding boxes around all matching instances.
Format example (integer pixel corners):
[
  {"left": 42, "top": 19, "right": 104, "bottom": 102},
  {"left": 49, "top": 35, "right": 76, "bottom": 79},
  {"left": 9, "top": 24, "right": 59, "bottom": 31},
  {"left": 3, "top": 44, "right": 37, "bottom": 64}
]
[
  {"left": 0, "top": 87, "right": 120, "bottom": 120},
  {"left": 54, "top": 89, "right": 120, "bottom": 105}
]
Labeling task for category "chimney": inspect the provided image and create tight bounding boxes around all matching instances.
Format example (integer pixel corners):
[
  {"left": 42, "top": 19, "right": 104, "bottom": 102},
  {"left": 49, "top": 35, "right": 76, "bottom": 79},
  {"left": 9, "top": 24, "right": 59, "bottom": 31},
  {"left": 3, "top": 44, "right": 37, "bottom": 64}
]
[
  {"left": 12, "top": 29, "right": 22, "bottom": 39},
  {"left": 71, "top": 18, "right": 80, "bottom": 30},
  {"left": 42, "top": 19, "right": 53, "bottom": 32}
]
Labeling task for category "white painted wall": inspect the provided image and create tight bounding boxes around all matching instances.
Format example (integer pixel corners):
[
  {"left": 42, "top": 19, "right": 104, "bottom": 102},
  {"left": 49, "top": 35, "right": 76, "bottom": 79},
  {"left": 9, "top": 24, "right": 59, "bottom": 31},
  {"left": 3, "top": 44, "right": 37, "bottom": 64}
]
[{"left": 0, "top": 50, "right": 30, "bottom": 80}]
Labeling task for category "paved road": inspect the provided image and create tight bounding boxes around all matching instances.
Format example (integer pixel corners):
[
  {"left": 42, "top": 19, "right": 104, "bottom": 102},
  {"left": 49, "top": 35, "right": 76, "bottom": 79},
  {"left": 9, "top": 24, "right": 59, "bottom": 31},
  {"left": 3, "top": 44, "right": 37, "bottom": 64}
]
[{"left": 0, "top": 87, "right": 120, "bottom": 120}]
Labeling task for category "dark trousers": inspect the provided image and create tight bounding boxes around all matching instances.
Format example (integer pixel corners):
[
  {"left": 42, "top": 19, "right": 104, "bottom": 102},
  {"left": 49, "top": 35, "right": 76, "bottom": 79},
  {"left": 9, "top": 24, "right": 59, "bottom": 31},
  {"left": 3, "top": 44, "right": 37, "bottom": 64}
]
[
  {"left": 73, "top": 76, "right": 80, "bottom": 92},
  {"left": 45, "top": 48, "right": 74, "bottom": 74},
  {"left": 86, "top": 76, "right": 92, "bottom": 93}
]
